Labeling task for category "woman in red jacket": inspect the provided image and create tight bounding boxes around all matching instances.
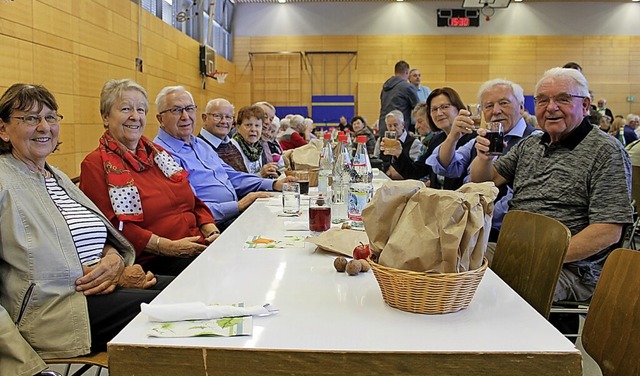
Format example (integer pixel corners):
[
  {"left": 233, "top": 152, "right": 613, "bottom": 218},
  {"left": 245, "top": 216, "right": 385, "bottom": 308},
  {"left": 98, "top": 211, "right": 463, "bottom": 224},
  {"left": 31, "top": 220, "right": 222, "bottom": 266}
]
[{"left": 80, "top": 79, "right": 219, "bottom": 276}]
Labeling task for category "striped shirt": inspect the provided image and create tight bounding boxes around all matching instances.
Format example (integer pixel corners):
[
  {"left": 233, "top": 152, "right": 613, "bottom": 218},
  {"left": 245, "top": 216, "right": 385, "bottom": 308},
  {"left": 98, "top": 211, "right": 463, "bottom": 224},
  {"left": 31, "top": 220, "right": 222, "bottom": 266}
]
[{"left": 45, "top": 177, "right": 107, "bottom": 266}]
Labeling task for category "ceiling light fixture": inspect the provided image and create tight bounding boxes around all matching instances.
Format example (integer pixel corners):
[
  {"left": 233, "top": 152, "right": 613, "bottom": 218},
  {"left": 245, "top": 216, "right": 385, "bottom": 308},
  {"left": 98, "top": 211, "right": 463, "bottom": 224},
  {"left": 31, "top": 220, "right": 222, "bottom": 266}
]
[{"left": 277, "top": 0, "right": 286, "bottom": 3}]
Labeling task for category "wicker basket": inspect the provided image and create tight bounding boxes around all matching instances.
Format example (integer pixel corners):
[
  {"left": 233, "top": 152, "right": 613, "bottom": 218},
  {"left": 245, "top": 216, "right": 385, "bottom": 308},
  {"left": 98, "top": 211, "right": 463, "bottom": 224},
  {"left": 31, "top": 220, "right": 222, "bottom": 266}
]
[{"left": 369, "top": 257, "right": 488, "bottom": 314}]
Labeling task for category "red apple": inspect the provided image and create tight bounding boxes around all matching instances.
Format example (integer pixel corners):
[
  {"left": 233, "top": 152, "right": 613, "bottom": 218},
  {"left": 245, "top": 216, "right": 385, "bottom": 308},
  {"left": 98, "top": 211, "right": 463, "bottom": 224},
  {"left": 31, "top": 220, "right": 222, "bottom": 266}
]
[{"left": 353, "top": 242, "right": 371, "bottom": 260}]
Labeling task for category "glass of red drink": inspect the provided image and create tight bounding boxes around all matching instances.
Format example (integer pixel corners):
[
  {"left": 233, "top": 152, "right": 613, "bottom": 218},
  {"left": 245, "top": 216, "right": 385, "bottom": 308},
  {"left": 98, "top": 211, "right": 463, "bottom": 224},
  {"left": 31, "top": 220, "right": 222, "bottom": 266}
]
[{"left": 309, "top": 195, "right": 331, "bottom": 232}]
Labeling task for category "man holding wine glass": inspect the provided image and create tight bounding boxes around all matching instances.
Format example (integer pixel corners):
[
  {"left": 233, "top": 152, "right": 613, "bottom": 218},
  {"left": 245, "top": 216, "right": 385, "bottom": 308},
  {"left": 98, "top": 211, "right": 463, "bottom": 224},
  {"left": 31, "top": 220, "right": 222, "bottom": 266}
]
[
  {"left": 470, "top": 67, "right": 632, "bottom": 306},
  {"left": 426, "top": 78, "right": 539, "bottom": 240}
]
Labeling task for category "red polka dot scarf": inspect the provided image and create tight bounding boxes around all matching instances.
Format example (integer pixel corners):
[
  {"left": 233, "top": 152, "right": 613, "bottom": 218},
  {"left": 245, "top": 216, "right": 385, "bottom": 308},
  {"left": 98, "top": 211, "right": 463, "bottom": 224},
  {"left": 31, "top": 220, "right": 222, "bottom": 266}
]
[{"left": 99, "top": 130, "right": 187, "bottom": 222}]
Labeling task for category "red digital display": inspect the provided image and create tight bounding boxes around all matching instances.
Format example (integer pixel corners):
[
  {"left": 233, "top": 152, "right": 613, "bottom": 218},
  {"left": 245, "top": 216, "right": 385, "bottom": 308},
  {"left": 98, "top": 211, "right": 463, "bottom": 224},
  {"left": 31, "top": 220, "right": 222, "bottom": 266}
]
[{"left": 449, "top": 17, "right": 470, "bottom": 27}]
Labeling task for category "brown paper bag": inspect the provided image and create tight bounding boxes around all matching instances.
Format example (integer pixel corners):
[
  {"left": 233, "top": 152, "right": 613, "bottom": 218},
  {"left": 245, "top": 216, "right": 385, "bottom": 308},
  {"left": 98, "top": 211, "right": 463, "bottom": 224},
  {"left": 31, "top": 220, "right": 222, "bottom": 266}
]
[
  {"left": 457, "top": 183, "right": 498, "bottom": 270},
  {"left": 306, "top": 228, "right": 370, "bottom": 257},
  {"left": 365, "top": 182, "right": 498, "bottom": 273},
  {"left": 361, "top": 180, "right": 425, "bottom": 258},
  {"left": 283, "top": 139, "right": 323, "bottom": 171}
]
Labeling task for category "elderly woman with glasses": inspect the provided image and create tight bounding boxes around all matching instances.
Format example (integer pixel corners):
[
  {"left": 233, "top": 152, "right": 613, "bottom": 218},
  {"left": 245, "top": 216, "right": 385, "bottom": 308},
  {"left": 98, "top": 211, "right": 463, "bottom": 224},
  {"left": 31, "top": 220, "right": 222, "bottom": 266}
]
[
  {"left": 80, "top": 79, "right": 219, "bottom": 277},
  {"left": 0, "top": 84, "right": 170, "bottom": 376}
]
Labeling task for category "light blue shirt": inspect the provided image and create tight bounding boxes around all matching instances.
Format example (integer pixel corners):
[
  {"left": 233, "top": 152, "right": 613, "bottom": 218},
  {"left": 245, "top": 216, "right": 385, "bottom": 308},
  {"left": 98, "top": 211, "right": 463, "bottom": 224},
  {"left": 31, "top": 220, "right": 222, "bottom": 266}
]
[
  {"left": 426, "top": 118, "right": 540, "bottom": 230},
  {"left": 154, "top": 128, "right": 274, "bottom": 224},
  {"left": 416, "top": 85, "right": 431, "bottom": 103},
  {"left": 199, "top": 128, "right": 231, "bottom": 148}
]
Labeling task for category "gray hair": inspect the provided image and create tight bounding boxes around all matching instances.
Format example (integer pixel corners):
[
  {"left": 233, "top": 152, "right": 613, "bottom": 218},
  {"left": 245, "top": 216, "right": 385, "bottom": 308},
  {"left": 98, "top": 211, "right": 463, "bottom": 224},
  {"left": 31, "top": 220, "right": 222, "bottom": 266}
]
[
  {"left": 254, "top": 101, "right": 275, "bottom": 112},
  {"left": 385, "top": 109, "right": 404, "bottom": 124},
  {"left": 290, "top": 114, "right": 305, "bottom": 132},
  {"left": 205, "top": 98, "right": 234, "bottom": 114},
  {"left": 100, "top": 79, "right": 148, "bottom": 117},
  {"left": 477, "top": 78, "right": 525, "bottom": 105},
  {"left": 534, "top": 67, "right": 589, "bottom": 97},
  {"left": 155, "top": 86, "right": 195, "bottom": 112},
  {"left": 280, "top": 118, "right": 291, "bottom": 131}
]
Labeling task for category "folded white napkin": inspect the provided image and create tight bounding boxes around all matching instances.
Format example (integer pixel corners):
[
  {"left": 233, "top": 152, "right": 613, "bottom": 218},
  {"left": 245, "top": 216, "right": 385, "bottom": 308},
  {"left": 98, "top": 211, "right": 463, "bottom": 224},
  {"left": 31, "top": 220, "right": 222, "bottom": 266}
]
[
  {"left": 284, "top": 221, "right": 308, "bottom": 231},
  {"left": 141, "top": 302, "right": 272, "bottom": 322}
]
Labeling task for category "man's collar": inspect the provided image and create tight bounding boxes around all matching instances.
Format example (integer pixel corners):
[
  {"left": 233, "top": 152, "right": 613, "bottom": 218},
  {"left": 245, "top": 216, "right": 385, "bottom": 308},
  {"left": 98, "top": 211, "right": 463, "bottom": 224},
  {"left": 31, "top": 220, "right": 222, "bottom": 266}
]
[
  {"left": 505, "top": 117, "right": 528, "bottom": 138},
  {"left": 540, "top": 118, "right": 592, "bottom": 150},
  {"left": 157, "top": 127, "right": 193, "bottom": 152},
  {"left": 199, "top": 128, "right": 229, "bottom": 147},
  {"left": 398, "top": 131, "right": 407, "bottom": 142}
]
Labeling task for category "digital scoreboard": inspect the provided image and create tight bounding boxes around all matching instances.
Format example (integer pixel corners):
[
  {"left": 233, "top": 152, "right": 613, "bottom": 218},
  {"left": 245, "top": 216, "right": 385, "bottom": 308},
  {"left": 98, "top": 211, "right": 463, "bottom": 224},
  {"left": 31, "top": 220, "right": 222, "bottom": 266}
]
[{"left": 437, "top": 9, "right": 480, "bottom": 27}]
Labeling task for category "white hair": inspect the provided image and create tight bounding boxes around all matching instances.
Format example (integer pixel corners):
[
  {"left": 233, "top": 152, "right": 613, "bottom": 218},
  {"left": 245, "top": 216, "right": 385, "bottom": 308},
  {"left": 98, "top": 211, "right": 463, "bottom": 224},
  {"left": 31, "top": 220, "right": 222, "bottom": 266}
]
[
  {"left": 385, "top": 109, "right": 404, "bottom": 124},
  {"left": 534, "top": 67, "right": 589, "bottom": 97},
  {"left": 477, "top": 78, "right": 525, "bottom": 104},
  {"left": 205, "top": 98, "right": 234, "bottom": 113},
  {"left": 155, "top": 86, "right": 194, "bottom": 111}
]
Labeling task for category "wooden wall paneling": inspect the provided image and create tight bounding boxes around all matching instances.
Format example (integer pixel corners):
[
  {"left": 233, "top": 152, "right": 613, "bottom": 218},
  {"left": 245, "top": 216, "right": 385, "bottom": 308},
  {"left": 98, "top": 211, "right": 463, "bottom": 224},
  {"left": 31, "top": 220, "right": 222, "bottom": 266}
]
[
  {"left": 72, "top": 0, "right": 110, "bottom": 31},
  {"left": 32, "top": 1, "right": 73, "bottom": 43},
  {"left": 109, "top": 8, "right": 133, "bottom": 39},
  {"left": 356, "top": 35, "right": 402, "bottom": 81},
  {"left": 534, "top": 36, "right": 584, "bottom": 75},
  {"left": 0, "top": 35, "right": 34, "bottom": 85},
  {"left": 488, "top": 36, "right": 538, "bottom": 93},
  {"left": 33, "top": 46, "right": 75, "bottom": 95},
  {"left": 356, "top": 82, "right": 383, "bottom": 127},
  {"left": 38, "top": 0, "right": 72, "bottom": 14},
  {"left": 74, "top": 96, "right": 101, "bottom": 128},
  {"left": 0, "top": 16, "right": 33, "bottom": 42},
  {"left": 109, "top": 0, "right": 133, "bottom": 20},
  {"left": 47, "top": 153, "right": 81, "bottom": 178},
  {"left": 0, "top": 0, "right": 33, "bottom": 29}
]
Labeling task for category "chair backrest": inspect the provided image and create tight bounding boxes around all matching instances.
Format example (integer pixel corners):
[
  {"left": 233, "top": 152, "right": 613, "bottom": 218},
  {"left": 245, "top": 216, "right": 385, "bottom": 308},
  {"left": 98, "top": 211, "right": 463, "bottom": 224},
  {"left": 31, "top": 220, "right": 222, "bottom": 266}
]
[
  {"left": 492, "top": 210, "right": 571, "bottom": 319},
  {"left": 582, "top": 248, "right": 640, "bottom": 376},
  {"left": 632, "top": 165, "right": 640, "bottom": 213}
]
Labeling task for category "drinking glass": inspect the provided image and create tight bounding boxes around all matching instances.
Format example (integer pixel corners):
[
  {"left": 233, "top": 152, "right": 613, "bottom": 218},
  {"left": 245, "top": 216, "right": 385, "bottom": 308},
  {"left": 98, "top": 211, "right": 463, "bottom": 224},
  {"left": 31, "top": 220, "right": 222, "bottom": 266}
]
[
  {"left": 309, "top": 195, "right": 331, "bottom": 232},
  {"left": 466, "top": 104, "right": 482, "bottom": 130},
  {"left": 282, "top": 182, "right": 301, "bottom": 214},
  {"left": 294, "top": 170, "right": 310, "bottom": 195},
  {"left": 485, "top": 122, "right": 504, "bottom": 156},
  {"left": 382, "top": 130, "right": 398, "bottom": 151}
]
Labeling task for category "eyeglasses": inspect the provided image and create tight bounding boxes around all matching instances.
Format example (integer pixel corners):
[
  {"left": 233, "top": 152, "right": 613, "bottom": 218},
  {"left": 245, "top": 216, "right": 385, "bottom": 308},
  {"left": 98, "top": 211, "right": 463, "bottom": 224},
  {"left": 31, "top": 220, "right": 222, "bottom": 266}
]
[
  {"left": 159, "top": 105, "right": 197, "bottom": 115},
  {"left": 10, "top": 114, "right": 63, "bottom": 126},
  {"left": 207, "top": 113, "right": 234, "bottom": 121},
  {"left": 534, "top": 93, "right": 586, "bottom": 107},
  {"left": 430, "top": 104, "right": 452, "bottom": 114}
]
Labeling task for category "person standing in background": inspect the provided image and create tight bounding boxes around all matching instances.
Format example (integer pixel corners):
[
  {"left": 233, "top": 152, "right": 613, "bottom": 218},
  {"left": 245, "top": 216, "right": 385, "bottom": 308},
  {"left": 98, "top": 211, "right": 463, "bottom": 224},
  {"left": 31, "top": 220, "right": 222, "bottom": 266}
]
[
  {"left": 378, "top": 60, "right": 419, "bottom": 134},
  {"left": 409, "top": 68, "right": 431, "bottom": 103}
]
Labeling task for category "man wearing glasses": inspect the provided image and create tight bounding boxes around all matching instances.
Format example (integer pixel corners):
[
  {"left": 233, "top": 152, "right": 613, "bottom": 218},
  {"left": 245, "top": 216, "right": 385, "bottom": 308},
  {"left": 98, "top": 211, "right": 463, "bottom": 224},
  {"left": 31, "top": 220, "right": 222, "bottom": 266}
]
[
  {"left": 471, "top": 67, "right": 633, "bottom": 304},
  {"left": 153, "top": 87, "right": 294, "bottom": 230},
  {"left": 198, "top": 98, "right": 247, "bottom": 173},
  {"left": 427, "top": 79, "right": 539, "bottom": 241}
]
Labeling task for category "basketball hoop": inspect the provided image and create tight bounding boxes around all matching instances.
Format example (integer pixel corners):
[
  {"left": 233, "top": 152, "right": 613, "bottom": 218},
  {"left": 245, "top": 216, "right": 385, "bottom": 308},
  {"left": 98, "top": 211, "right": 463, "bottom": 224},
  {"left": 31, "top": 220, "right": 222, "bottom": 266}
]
[{"left": 209, "top": 70, "right": 228, "bottom": 84}]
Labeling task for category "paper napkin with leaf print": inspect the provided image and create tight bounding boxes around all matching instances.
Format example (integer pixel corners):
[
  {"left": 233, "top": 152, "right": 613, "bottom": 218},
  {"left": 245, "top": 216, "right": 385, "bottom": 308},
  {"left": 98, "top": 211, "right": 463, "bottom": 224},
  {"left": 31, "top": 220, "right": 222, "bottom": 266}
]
[{"left": 147, "top": 316, "right": 252, "bottom": 338}]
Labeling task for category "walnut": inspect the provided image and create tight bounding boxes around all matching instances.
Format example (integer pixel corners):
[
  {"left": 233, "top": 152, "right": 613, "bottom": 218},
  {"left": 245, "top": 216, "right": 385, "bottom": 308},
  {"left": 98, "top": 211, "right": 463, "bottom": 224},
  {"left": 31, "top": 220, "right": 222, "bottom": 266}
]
[
  {"left": 334, "top": 257, "right": 348, "bottom": 272},
  {"left": 345, "top": 260, "right": 362, "bottom": 276}
]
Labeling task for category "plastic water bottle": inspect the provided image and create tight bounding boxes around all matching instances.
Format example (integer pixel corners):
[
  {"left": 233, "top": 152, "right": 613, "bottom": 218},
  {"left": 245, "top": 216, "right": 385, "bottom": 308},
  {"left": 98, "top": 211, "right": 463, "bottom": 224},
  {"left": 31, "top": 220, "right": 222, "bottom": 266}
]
[
  {"left": 346, "top": 131, "right": 354, "bottom": 158},
  {"left": 331, "top": 134, "right": 351, "bottom": 223},
  {"left": 318, "top": 133, "right": 334, "bottom": 196},
  {"left": 348, "top": 135, "right": 374, "bottom": 228}
]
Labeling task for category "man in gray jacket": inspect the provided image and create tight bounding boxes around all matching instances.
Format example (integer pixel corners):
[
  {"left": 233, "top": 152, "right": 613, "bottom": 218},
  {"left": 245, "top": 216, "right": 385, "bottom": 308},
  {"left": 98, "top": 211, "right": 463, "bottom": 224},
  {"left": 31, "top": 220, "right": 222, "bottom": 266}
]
[{"left": 378, "top": 60, "right": 419, "bottom": 135}]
